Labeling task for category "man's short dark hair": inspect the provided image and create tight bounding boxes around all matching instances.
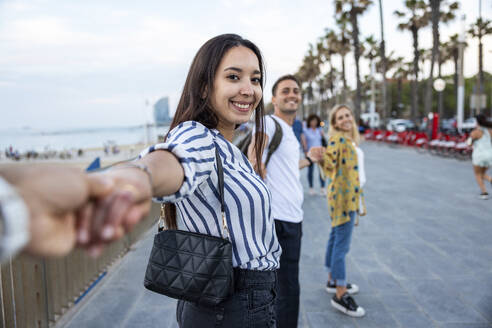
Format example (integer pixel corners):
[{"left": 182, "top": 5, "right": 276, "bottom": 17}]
[{"left": 272, "top": 74, "right": 301, "bottom": 96}]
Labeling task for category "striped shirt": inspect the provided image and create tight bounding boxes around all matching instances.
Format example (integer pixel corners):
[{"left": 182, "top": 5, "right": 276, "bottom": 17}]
[{"left": 139, "top": 121, "right": 281, "bottom": 270}]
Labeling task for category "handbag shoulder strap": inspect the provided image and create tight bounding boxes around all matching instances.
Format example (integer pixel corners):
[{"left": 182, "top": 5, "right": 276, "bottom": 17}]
[
  {"left": 214, "top": 145, "right": 230, "bottom": 240},
  {"left": 158, "top": 141, "right": 229, "bottom": 240},
  {"left": 215, "top": 146, "right": 225, "bottom": 212}
]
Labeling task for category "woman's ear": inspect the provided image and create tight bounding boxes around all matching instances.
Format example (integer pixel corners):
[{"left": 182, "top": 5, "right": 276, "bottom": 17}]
[{"left": 201, "top": 85, "right": 208, "bottom": 99}]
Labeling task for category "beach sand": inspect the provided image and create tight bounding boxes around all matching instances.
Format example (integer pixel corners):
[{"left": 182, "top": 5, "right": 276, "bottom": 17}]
[{"left": 0, "top": 143, "right": 150, "bottom": 170}]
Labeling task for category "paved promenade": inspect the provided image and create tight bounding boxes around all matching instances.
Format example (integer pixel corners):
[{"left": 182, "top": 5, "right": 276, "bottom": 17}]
[{"left": 62, "top": 142, "right": 492, "bottom": 328}]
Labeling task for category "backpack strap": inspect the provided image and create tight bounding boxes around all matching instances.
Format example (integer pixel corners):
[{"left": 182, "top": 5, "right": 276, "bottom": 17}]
[{"left": 264, "top": 116, "right": 283, "bottom": 167}]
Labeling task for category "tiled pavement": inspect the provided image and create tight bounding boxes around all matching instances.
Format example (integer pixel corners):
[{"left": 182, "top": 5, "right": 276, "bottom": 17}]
[{"left": 62, "top": 142, "right": 492, "bottom": 328}]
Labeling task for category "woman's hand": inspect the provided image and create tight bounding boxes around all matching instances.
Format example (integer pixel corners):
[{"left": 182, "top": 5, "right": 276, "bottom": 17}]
[
  {"left": 307, "top": 146, "right": 326, "bottom": 163},
  {"left": 76, "top": 167, "right": 153, "bottom": 256}
]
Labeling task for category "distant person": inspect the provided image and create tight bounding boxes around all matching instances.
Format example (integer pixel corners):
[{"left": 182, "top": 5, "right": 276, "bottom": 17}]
[
  {"left": 292, "top": 118, "right": 307, "bottom": 151},
  {"left": 308, "top": 104, "right": 366, "bottom": 317},
  {"left": 249, "top": 74, "right": 310, "bottom": 328},
  {"left": 304, "top": 114, "right": 326, "bottom": 195},
  {"left": 93, "top": 34, "right": 281, "bottom": 327},
  {"left": 0, "top": 164, "right": 122, "bottom": 262},
  {"left": 470, "top": 114, "right": 492, "bottom": 199},
  {"left": 358, "top": 119, "right": 369, "bottom": 134}
]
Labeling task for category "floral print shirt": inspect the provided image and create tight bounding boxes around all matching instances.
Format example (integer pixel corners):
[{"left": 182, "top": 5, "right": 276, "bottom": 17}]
[{"left": 322, "top": 133, "right": 366, "bottom": 227}]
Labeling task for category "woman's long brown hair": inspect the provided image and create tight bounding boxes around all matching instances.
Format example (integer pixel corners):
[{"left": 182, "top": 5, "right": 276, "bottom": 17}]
[{"left": 163, "top": 34, "right": 266, "bottom": 229}]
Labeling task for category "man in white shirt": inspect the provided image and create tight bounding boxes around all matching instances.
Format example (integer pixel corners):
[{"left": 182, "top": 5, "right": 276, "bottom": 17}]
[{"left": 250, "top": 75, "right": 311, "bottom": 327}]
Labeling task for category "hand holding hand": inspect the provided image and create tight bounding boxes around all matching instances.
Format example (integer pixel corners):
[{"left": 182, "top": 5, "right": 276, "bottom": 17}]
[
  {"left": 77, "top": 166, "right": 153, "bottom": 256},
  {"left": 307, "top": 146, "right": 326, "bottom": 163},
  {"left": 9, "top": 165, "right": 113, "bottom": 257}
]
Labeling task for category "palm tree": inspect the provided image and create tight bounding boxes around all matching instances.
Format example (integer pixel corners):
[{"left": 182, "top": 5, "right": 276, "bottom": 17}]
[
  {"left": 468, "top": 16, "right": 492, "bottom": 112},
  {"left": 363, "top": 35, "right": 380, "bottom": 117},
  {"left": 377, "top": 50, "right": 399, "bottom": 114},
  {"left": 395, "top": 0, "right": 430, "bottom": 122},
  {"left": 446, "top": 33, "right": 467, "bottom": 109},
  {"left": 335, "top": 0, "right": 374, "bottom": 120},
  {"left": 423, "top": 0, "right": 459, "bottom": 117},
  {"left": 328, "top": 21, "right": 351, "bottom": 99},
  {"left": 296, "top": 45, "right": 321, "bottom": 116},
  {"left": 391, "top": 57, "right": 411, "bottom": 117},
  {"left": 318, "top": 32, "right": 339, "bottom": 104},
  {"left": 378, "top": 0, "right": 388, "bottom": 122}
]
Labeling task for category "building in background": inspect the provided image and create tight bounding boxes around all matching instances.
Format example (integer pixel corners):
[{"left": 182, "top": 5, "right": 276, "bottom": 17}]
[{"left": 153, "top": 97, "right": 171, "bottom": 125}]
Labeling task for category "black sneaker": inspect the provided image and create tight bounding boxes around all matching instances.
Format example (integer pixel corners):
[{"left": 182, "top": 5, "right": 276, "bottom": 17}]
[
  {"left": 326, "top": 281, "right": 359, "bottom": 294},
  {"left": 480, "top": 192, "right": 489, "bottom": 200},
  {"left": 331, "top": 293, "right": 365, "bottom": 317}
]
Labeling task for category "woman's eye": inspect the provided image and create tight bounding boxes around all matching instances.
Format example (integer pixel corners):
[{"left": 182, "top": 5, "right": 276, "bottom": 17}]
[
  {"left": 227, "top": 74, "right": 239, "bottom": 81},
  {"left": 251, "top": 77, "right": 261, "bottom": 84}
]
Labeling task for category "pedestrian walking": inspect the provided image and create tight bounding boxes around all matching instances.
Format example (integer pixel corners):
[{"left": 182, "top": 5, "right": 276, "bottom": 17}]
[
  {"left": 93, "top": 34, "right": 280, "bottom": 327},
  {"left": 304, "top": 114, "right": 326, "bottom": 195},
  {"left": 308, "top": 104, "right": 366, "bottom": 317},
  {"left": 470, "top": 114, "right": 492, "bottom": 199},
  {"left": 249, "top": 75, "right": 311, "bottom": 328},
  {"left": 292, "top": 118, "right": 307, "bottom": 151}
]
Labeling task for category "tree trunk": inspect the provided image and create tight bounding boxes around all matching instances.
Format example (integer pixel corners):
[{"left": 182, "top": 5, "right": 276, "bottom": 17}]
[
  {"left": 411, "top": 25, "right": 419, "bottom": 122},
  {"left": 341, "top": 54, "right": 347, "bottom": 101},
  {"left": 351, "top": 9, "right": 362, "bottom": 120},
  {"left": 397, "top": 78, "right": 403, "bottom": 117},
  {"left": 478, "top": 32, "right": 483, "bottom": 94},
  {"left": 424, "top": 0, "right": 440, "bottom": 116},
  {"left": 438, "top": 53, "right": 444, "bottom": 119},
  {"left": 378, "top": 0, "right": 388, "bottom": 122},
  {"left": 329, "top": 59, "right": 334, "bottom": 99},
  {"left": 453, "top": 49, "right": 458, "bottom": 108}
]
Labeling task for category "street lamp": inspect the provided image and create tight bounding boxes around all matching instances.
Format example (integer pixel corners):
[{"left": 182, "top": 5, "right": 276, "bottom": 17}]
[
  {"left": 433, "top": 78, "right": 446, "bottom": 121},
  {"left": 433, "top": 78, "right": 445, "bottom": 92}
]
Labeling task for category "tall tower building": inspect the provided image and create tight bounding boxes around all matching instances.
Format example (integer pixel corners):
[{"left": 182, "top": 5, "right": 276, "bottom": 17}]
[{"left": 153, "top": 97, "right": 171, "bottom": 125}]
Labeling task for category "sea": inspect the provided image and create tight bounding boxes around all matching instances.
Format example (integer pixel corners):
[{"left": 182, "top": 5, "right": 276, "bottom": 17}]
[{"left": 0, "top": 125, "right": 170, "bottom": 154}]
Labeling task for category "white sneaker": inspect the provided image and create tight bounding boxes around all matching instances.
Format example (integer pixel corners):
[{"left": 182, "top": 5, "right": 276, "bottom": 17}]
[
  {"left": 331, "top": 293, "right": 365, "bottom": 317},
  {"left": 309, "top": 188, "right": 315, "bottom": 195},
  {"left": 320, "top": 188, "right": 327, "bottom": 196}
]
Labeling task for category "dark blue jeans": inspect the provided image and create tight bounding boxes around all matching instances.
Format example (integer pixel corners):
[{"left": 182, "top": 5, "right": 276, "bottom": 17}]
[
  {"left": 176, "top": 269, "right": 277, "bottom": 327},
  {"left": 274, "top": 220, "right": 302, "bottom": 328},
  {"left": 307, "top": 163, "right": 325, "bottom": 188}
]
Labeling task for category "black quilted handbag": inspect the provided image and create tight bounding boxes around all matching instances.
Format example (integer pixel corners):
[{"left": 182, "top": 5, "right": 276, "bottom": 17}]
[{"left": 143, "top": 148, "right": 234, "bottom": 307}]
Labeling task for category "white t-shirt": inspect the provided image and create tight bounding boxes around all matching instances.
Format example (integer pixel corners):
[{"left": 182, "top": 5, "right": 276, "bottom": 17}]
[
  {"left": 254, "top": 115, "right": 304, "bottom": 223},
  {"left": 355, "top": 145, "right": 366, "bottom": 188}
]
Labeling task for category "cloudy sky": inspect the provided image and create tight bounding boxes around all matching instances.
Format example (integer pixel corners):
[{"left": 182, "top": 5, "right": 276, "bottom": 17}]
[{"left": 0, "top": 0, "right": 490, "bottom": 130}]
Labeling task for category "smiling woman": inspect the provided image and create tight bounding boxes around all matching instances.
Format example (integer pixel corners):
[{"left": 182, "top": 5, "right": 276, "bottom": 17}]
[
  {"left": 92, "top": 34, "right": 280, "bottom": 328},
  {"left": 211, "top": 46, "right": 263, "bottom": 139}
]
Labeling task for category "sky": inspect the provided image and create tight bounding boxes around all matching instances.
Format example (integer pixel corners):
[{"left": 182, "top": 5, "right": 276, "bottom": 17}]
[{"left": 0, "top": 0, "right": 491, "bottom": 130}]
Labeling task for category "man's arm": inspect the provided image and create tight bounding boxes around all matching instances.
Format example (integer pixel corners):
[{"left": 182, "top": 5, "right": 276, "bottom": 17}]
[{"left": 0, "top": 164, "right": 113, "bottom": 258}]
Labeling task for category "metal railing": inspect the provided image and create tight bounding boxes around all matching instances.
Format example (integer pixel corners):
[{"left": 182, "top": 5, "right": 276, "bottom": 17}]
[{"left": 0, "top": 203, "right": 159, "bottom": 328}]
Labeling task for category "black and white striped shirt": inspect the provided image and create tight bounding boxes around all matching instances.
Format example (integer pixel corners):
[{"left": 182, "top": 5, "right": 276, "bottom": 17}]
[{"left": 139, "top": 121, "right": 281, "bottom": 270}]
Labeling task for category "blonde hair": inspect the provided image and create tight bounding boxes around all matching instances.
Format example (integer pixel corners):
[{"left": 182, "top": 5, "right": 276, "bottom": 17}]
[{"left": 328, "top": 104, "right": 360, "bottom": 145}]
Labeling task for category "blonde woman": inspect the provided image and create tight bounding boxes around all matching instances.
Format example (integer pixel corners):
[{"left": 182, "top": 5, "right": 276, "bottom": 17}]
[{"left": 308, "top": 104, "right": 366, "bottom": 317}]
